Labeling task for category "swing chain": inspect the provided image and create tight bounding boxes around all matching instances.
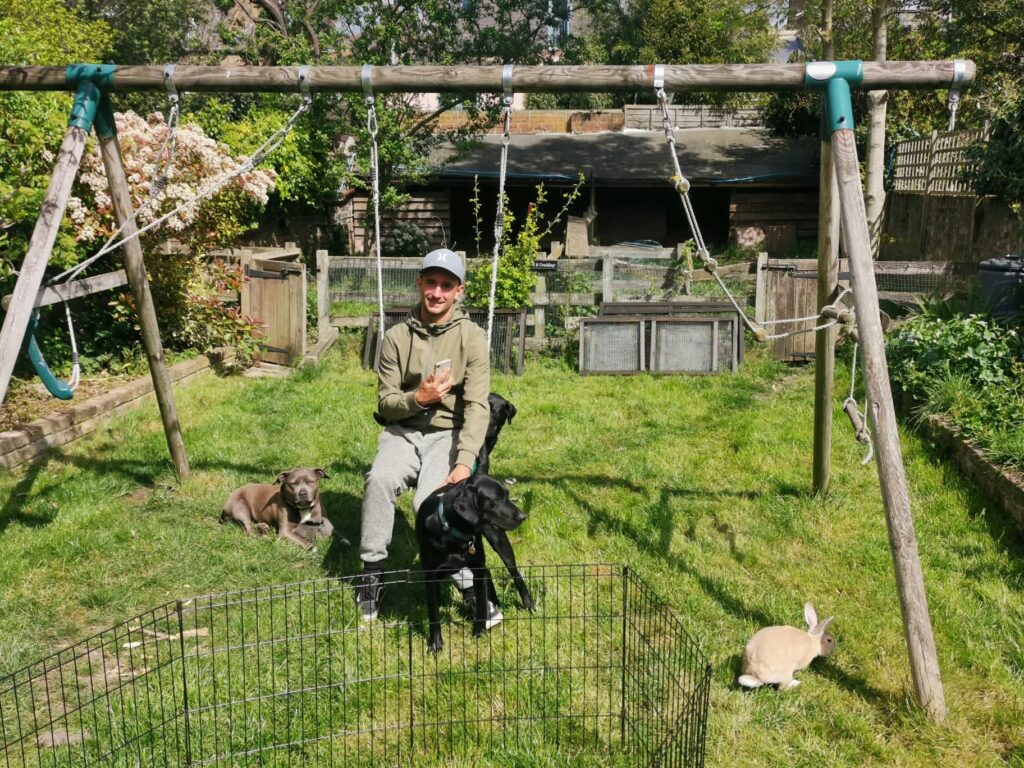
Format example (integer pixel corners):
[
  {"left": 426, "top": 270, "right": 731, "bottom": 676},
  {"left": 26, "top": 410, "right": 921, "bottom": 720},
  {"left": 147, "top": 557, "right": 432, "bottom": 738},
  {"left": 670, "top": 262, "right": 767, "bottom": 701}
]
[
  {"left": 150, "top": 64, "right": 180, "bottom": 198},
  {"left": 947, "top": 59, "right": 967, "bottom": 133},
  {"left": 487, "top": 65, "right": 515, "bottom": 348},
  {"left": 361, "top": 64, "right": 386, "bottom": 333}
]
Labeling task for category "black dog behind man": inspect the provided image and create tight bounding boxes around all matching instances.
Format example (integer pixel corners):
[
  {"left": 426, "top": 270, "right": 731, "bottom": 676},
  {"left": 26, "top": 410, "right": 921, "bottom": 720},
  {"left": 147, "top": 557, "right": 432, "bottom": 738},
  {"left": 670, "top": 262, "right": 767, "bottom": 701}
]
[
  {"left": 477, "top": 393, "right": 517, "bottom": 475},
  {"left": 415, "top": 474, "right": 535, "bottom": 652}
]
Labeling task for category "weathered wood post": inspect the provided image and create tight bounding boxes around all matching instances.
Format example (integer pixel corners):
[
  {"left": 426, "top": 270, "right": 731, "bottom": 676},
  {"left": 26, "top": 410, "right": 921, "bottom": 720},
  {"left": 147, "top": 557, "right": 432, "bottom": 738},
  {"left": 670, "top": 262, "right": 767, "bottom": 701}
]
[
  {"left": 813, "top": 112, "right": 841, "bottom": 493},
  {"left": 95, "top": 93, "right": 190, "bottom": 478},
  {"left": 0, "top": 78, "right": 100, "bottom": 405},
  {"left": 810, "top": 61, "right": 947, "bottom": 721},
  {"left": 316, "top": 249, "right": 330, "bottom": 339},
  {"left": 601, "top": 254, "right": 614, "bottom": 304},
  {"left": 813, "top": 5, "right": 841, "bottom": 494}
]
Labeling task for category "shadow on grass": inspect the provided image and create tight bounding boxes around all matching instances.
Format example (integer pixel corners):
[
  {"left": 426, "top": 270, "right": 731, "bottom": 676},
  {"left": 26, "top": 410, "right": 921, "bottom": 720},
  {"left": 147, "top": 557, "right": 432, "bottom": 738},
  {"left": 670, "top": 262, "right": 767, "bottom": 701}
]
[
  {"left": 517, "top": 472, "right": 896, "bottom": 712},
  {"left": 0, "top": 458, "right": 52, "bottom": 534},
  {"left": 930, "top": 448, "right": 1024, "bottom": 584},
  {"left": 0, "top": 446, "right": 276, "bottom": 536}
]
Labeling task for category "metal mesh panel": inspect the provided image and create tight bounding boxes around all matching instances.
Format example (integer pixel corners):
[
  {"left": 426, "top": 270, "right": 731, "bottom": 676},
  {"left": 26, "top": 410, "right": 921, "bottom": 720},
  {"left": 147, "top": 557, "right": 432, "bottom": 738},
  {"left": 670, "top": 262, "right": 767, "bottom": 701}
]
[
  {"left": 1, "top": 566, "right": 711, "bottom": 768},
  {"left": 329, "top": 257, "right": 422, "bottom": 306},
  {"left": 870, "top": 262, "right": 977, "bottom": 297},
  {"left": 649, "top": 319, "right": 738, "bottom": 374},
  {"left": 611, "top": 257, "right": 753, "bottom": 304},
  {"left": 652, "top": 321, "right": 714, "bottom": 373},
  {"left": 579, "top": 319, "right": 645, "bottom": 374}
]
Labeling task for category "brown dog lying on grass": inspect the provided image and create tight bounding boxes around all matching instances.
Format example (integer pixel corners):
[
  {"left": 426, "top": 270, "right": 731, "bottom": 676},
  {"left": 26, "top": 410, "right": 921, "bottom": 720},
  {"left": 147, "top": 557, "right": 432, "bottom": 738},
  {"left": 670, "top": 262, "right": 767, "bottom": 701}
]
[{"left": 222, "top": 468, "right": 329, "bottom": 550}]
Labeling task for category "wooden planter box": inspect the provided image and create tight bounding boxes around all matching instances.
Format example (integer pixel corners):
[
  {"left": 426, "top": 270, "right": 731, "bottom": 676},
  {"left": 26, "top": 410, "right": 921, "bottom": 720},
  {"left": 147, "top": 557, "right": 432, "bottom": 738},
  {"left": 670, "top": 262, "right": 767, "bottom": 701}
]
[{"left": 0, "top": 349, "right": 235, "bottom": 471}]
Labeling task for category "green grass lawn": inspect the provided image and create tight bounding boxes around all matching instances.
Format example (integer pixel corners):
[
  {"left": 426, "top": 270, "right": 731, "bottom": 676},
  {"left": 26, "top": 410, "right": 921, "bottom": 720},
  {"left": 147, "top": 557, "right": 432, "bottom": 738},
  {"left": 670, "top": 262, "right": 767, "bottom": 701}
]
[{"left": 1, "top": 334, "right": 1022, "bottom": 766}]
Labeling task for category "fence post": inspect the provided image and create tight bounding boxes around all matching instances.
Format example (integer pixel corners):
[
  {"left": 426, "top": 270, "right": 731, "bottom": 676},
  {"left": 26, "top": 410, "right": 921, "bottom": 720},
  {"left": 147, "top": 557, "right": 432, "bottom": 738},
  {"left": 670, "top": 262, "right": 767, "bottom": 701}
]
[
  {"left": 602, "top": 255, "right": 614, "bottom": 304},
  {"left": 620, "top": 565, "right": 629, "bottom": 749},
  {"left": 238, "top": 249, "right": 254, "bottom": 318},
  {"left": 316, "top": 250, "right": 330, "bottom": 338},
  {"left": 533, "top": 273, "right": 547, "bottom": 342},
  {"left": 176, "top": 600, "right": 193, "bottom": 766}
]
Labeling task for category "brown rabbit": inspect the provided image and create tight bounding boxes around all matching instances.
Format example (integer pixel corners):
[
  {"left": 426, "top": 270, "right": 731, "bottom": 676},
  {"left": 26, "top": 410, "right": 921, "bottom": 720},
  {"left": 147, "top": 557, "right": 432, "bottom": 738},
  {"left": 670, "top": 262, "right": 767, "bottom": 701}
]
[{"left": 737, "top": 602, "right": 835, "bottom": 690}]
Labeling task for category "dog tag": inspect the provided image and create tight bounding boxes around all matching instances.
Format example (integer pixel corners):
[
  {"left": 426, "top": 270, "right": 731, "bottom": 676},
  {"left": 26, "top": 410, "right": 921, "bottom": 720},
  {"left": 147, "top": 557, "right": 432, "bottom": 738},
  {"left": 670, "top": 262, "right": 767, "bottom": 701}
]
[{"left": 468, "top": 543, "right": 476, "bottom": 555}]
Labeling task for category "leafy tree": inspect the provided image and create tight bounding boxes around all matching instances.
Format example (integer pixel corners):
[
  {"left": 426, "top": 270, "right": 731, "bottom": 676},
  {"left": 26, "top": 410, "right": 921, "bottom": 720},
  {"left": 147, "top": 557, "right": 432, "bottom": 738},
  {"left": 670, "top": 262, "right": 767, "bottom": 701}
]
[
  {"left": 67, "top": 0, "right": 212, "bottom": 65},
  {"left": 0, "top": 0, "right": 112, "bottom": 279},
  {"left": 209, "top": 0, "right": 592, "bottom": 245},
  {"left": 571, "top": 0, "right": 779, "bottom": 106}
]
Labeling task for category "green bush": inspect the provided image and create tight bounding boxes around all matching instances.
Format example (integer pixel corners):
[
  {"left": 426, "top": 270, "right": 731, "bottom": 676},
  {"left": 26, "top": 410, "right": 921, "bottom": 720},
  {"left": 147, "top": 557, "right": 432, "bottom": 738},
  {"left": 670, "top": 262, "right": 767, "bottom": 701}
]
[
  {"left": 464, "top": 176, "right": 584, "bottom": 309},
  {"left": 886, "top": 313, "right": 1024, "bottom": 470}
]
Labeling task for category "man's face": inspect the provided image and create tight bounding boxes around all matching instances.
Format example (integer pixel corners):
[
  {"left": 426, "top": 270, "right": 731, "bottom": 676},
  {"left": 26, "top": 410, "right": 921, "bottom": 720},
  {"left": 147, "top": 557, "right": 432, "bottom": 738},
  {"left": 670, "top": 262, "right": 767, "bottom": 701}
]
[{"left": 416, "top": 268, "right": 464, "bottom": 323}]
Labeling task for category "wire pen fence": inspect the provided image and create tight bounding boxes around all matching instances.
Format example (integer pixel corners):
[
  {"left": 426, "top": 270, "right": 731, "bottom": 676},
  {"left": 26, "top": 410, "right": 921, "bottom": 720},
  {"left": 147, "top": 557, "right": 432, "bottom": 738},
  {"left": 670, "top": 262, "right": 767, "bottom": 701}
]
[{"left": 1, "top": 565, "right": 711, "bottom": 768}]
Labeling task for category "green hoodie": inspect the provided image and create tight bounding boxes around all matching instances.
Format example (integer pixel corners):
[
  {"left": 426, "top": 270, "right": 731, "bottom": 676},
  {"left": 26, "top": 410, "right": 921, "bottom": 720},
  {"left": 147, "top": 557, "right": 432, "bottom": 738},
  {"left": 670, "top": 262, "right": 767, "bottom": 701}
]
[{"left": 377, "top": 304, "right": 490, "bottom": 469}]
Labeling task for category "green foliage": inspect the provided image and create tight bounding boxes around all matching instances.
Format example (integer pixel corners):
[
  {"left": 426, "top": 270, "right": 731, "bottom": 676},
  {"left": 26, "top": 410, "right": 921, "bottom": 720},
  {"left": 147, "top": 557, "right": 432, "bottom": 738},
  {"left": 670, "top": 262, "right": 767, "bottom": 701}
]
[
  {"left": 195, "top": 97, "right": 345, "bottom": 210},
  {"left": 886, "top": 313, "right": 1024, "bottom": 470},
  {"left": 464, "top": 176, "right": 585, "bottom": 309},
  {"left": 0, "top": 0, "right": 112, "bottom": 278},
  {"left": 382, "top": 220, "right": 429, "bottom": 258},
  {"left": 72, "top": 0, "right": 210, "bottom": 65},
  {"left": 968, "top": 95, "right": 1024, "bottom": 224},
  {"left": 577, "top": 0, "right": 778, "bottom": 106}
]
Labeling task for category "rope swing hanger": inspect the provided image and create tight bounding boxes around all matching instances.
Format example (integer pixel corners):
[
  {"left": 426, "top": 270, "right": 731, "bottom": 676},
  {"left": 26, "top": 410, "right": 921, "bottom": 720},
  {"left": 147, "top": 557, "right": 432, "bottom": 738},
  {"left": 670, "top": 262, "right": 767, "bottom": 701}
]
[{"left": 653, "top": 65, "right": 851, "bottom": 345}]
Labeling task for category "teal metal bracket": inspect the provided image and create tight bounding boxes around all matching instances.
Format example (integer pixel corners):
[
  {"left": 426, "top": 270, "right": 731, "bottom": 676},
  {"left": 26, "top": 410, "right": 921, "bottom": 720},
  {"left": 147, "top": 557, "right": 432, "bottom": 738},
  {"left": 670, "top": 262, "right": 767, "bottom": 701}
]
[
  {"left": 804, "top": 61, "right": 864, "bottom": 134},
  {"left": 95, "top": 92, "right": 117, "bottom": 139},
  {"left": 65, "top": 64, "right": 116, "bottom": 90},
  {"left": 65, "top": 64, "right": 117, "bottom": 132}
]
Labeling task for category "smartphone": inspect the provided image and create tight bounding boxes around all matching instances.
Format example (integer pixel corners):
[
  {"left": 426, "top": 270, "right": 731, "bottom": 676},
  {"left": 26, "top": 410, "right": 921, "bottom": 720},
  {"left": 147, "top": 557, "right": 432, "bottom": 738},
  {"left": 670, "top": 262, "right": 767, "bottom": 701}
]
[{"left": 434, "top": 358, "right": 452, "bottom": 375}]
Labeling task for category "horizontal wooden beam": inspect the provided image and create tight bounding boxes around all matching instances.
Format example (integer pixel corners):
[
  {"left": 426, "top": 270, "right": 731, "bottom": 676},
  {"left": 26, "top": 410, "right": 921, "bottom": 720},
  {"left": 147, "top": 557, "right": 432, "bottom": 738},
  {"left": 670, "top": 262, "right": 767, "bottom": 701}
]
[
  {"left": 0, "top": 61, "right": 974, "bottom": 95},
  {"left": 1, "top": 269, "right": 127, "bottom": 311}
]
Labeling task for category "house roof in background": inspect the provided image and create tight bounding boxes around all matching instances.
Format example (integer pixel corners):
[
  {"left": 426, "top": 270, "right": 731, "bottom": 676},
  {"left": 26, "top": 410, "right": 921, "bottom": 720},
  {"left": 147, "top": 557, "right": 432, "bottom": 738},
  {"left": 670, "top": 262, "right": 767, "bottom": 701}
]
[{"left": 429, "top": 128, "right": 819, "bottom": 187}]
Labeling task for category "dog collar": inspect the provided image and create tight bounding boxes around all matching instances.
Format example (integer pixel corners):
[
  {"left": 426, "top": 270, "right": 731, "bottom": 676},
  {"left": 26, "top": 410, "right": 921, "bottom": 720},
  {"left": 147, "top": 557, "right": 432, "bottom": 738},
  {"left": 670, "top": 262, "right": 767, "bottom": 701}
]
[{"left": 436, "top": 500, "right": 474, "bottom": 542}]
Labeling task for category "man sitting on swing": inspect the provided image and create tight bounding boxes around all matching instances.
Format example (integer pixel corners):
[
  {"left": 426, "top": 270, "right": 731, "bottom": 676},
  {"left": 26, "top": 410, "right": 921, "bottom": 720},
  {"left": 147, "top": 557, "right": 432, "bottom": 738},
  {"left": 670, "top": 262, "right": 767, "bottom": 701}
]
[{"left": 355, "top": 248, "right": 493, "bottom": 623}]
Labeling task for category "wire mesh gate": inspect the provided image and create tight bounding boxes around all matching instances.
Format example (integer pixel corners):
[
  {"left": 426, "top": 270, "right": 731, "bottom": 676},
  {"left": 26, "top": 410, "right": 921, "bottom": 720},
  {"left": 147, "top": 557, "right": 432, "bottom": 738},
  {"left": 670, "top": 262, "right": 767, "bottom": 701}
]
[{"left": 1, "top": 565, "right": 710, "bottom": 768}]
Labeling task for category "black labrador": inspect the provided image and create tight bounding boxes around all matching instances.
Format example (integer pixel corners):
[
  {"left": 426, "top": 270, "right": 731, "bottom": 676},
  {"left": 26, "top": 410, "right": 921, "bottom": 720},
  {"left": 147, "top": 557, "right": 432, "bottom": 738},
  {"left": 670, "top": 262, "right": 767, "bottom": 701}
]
[
  {"left": 477, "top": 393, "right": 517, "bottom": 475},
  {"left": 415, "top": 473, "right": 534, "bottom": 652}
]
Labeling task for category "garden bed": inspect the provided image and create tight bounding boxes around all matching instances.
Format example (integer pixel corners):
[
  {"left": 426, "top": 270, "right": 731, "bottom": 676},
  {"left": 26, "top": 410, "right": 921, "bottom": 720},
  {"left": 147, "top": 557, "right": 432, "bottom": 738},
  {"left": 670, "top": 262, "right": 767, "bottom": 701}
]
[{"left": 0, "top": 349, "right": 235, "bottom": 470}]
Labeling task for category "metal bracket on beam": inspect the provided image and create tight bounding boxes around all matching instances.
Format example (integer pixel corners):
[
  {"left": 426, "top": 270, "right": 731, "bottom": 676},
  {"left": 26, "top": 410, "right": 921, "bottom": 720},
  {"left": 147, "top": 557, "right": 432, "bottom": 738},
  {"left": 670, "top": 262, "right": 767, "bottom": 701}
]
[{"left": 804, "top": 60, "right": 864, "bottom": 134}]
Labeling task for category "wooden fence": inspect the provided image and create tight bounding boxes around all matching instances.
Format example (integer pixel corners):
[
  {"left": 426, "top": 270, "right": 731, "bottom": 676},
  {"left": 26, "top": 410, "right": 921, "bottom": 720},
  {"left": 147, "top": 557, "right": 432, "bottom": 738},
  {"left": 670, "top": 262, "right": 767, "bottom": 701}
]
[{"left": 890, "top": 128, "right": 986, "bottom": 195}]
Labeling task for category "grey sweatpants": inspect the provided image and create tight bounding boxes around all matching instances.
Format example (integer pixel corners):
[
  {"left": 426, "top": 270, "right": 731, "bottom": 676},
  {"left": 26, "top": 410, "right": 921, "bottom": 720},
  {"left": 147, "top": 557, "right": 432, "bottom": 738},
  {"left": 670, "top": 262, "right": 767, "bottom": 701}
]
[{"left": 360, "top": 425, "right": 471, "bottom": 589}]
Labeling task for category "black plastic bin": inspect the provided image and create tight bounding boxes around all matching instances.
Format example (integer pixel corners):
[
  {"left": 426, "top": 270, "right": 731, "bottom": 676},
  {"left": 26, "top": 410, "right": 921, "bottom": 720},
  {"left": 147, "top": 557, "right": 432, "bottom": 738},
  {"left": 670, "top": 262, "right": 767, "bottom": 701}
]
[{"left": 978, "top": 254, "right": 1024, "bottom": 315}]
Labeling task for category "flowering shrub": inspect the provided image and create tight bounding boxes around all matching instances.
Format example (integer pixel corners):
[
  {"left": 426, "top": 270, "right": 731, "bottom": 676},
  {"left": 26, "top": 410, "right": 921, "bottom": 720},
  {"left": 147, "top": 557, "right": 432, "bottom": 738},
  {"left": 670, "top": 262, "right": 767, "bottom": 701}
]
[
  {"left": 63, "top": 111, "right": 276, "bottom": 358},
  {"left": 66, "top": 111, "right": 274, "bottom": 250}
]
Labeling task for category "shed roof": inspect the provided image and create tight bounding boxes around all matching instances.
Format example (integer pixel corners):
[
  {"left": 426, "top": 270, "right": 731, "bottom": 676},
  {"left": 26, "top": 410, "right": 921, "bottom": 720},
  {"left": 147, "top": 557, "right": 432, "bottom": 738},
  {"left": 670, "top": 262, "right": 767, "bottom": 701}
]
[{"left": 430, "top": 128, "right": 819, "bottom": 187}]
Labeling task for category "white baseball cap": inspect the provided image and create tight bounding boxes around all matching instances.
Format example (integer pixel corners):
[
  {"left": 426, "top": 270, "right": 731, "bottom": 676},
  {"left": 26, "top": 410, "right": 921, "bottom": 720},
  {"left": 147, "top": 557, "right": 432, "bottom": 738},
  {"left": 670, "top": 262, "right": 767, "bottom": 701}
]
[{"left": 421, "top": 248, "right": 465, "bottom": 283}]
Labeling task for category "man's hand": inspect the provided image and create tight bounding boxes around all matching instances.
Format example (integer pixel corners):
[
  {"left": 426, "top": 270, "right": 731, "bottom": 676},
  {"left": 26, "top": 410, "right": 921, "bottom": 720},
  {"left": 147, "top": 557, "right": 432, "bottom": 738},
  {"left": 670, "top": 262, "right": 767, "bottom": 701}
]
[
  {"left": 414, "top": 368, "right": 452, "bottom": 407},
  {"left": 441, "top": 463, "right": 472, "bottom": 487}
]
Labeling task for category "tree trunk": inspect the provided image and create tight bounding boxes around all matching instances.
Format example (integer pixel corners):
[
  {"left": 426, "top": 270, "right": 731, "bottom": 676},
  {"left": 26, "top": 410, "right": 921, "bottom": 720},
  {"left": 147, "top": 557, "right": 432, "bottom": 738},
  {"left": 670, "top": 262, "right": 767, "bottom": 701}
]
[{"left": 864, "top": 0, "right": 890, "bottom": 255}]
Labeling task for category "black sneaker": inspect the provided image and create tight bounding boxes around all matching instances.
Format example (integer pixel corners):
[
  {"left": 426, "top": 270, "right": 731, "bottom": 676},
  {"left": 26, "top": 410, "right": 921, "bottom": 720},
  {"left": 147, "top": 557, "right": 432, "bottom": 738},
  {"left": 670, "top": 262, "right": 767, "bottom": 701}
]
[
  {"left": 355, "top": 571, "right": 383, "bottom": 621},
  {"left": 461, "top": 587, "right": 503, "bottom": 630}
]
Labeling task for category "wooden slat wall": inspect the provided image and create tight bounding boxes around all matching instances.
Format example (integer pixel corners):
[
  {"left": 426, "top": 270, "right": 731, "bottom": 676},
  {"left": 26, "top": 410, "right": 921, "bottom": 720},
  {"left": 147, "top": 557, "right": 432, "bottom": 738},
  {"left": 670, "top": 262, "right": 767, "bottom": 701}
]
[
  {"left": 343, "top": 191, "right": 451, "bottom": 255},
  {"left": 730, "top": 190, "right": 818, "bottom": 242}
]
